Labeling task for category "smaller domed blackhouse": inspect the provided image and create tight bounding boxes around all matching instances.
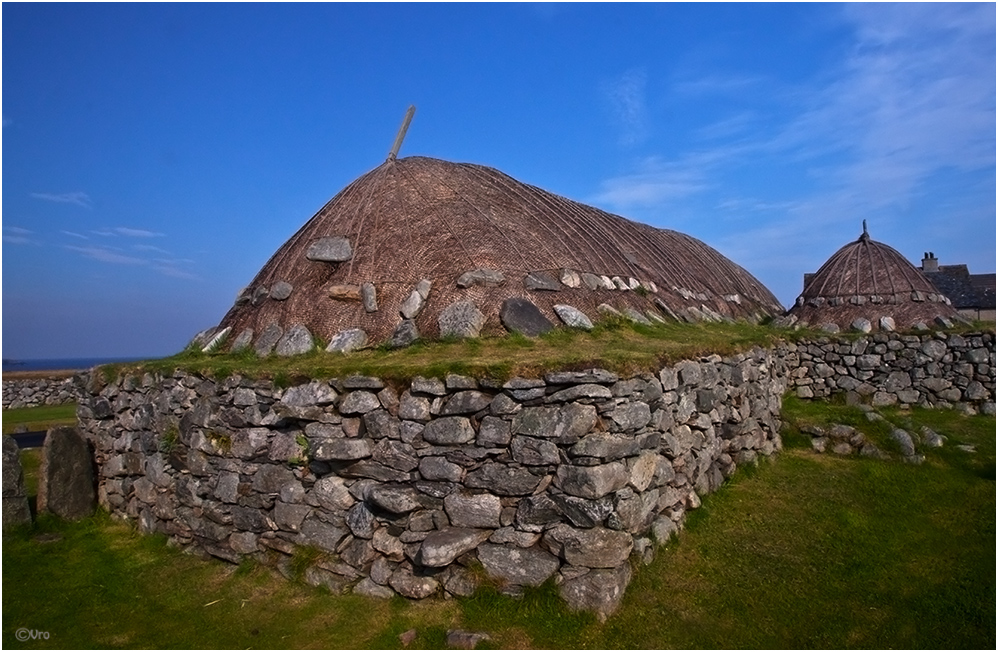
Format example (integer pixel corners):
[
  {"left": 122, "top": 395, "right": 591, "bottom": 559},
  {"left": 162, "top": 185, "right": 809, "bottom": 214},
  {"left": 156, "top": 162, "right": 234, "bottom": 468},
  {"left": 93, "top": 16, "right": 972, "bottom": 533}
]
[{"left": 787, "top": 222, "right": 961, "bottom": 332}]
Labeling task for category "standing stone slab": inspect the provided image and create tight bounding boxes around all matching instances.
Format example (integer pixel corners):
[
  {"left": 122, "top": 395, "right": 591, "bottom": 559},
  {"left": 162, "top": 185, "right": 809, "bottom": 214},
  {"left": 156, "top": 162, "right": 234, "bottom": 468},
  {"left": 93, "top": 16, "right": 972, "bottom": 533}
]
[
  {"left": 38, "top": 426, "right": 96, "bottom": 521},
  {"left": 2, "top": 435, "right": 31, "bottom": 528},
  {"left": 499, "top": 298, "right": 554, "bottom": 337}
]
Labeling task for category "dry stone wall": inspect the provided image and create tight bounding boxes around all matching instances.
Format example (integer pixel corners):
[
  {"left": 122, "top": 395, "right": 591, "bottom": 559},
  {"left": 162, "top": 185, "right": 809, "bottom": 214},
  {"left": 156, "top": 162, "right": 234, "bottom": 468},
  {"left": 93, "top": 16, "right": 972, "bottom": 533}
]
[
  {"left": 3, "top": 375, "right": 86, "bottom": 409},
  {"left": 785, "top": 331, "right": 995, "bottom": 413},
  {"left": 72, "top": 329, "right": 995, "bottom": 618},
  {"left": 77, "top": 348, "right": 787, "bottom": 618}
]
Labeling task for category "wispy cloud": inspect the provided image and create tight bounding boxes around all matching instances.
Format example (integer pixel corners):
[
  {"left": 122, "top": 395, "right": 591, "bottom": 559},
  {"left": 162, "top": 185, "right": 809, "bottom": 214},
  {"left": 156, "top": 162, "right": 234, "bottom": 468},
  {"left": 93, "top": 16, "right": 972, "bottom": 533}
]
[
  {"left": 114, "top": 227, "right": 165, "bottom": 238},
  {"left": 30, "top": 191, "right": 92, "bottom": 208},
  {"left": 592, "top": 156, "right": 710, "bottom": 209},
  {"left": 3, "top": 226, "right": 37, "bottom": 245},
  {"left": 152, "top": 265, "right": 200, "bottom": 281},
  {"left": 63, "top": 243, "right": 199, "bottom": 281},
  {"left": 154, "top": 257, "right": 195, "bottom": 266},
  {"left": 61, "top": 230, "right": 89, "bottom": 240},
  {"left": 593, "top": 3, "right": 994, "bottom": 304},
  {"left": 603, "top": 68, "right": 648, "bottom": 147},
  {"left": 672, "top": 73, "right": 766, "bottom": 97},
  {"left": 91, "top": 226, "right": 168, "bottom": 238},
  {"left": 65, "top": 245, "right": 145, "bottom": 265},
  {"left": 133, "top": 244, "right": 171, "bottom": 254}
]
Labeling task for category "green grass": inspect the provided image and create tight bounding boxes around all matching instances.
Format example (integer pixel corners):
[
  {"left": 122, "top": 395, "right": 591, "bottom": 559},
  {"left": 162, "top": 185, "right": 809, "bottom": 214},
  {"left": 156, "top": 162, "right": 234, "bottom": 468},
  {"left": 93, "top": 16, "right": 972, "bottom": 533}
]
[
  {"left": 2, "top": 403, "right": 78, "bottom": 435},
  {"left": 4, "top": 403, "right": 993, "bottom": 649},
  {"left": 104, "top": 320, "right": 791, "bottom": 385}
]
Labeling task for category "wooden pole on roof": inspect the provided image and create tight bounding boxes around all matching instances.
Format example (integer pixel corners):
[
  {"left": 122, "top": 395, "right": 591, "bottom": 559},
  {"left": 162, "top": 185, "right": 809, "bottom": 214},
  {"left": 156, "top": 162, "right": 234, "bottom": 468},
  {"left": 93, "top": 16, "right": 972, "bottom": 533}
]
[{"left": 388, "top": 105, "right": 416, "bottom": 161}]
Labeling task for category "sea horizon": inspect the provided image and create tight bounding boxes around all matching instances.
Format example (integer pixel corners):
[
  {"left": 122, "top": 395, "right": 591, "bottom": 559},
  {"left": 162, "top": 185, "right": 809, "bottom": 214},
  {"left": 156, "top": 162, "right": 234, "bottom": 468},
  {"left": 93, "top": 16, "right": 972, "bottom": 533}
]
[{"left": 2, "top": 356, "right": 152, "bottom": 373}]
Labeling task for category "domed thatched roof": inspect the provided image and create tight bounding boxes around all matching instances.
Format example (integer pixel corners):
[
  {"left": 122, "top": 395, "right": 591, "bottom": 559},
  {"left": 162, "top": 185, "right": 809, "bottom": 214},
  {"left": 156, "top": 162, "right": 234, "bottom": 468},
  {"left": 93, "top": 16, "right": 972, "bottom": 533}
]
[
  {"left": 787, "top": 225, "right": 960, "bottom": 331},
  {"left": 203, "top": 156, "right": 784, "bottom": 354}
]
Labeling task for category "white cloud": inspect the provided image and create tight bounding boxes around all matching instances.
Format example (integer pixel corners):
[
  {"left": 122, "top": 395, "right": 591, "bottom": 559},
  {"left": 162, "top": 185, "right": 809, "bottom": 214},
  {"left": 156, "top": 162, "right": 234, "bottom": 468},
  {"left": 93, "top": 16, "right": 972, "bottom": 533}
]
[
  {"left": 672, "top": 73, "right": 766, "bottom": 97},
  {"left": 65, "top": 245, "right": 145, "bottom": 265},
  {"left": 154, "top": 257, "right": 195, "bottom": 265},
  {"left": 114, "top": 227, "right": 165, "bottom": 238},
  {"left": 592, "top": 3, "right": 994, "bottom": 304},
  {"left": 603, "top": 68, "right": 648, "bottom": 147},
  {"left": 133, "top": 244, "right": 171, "bottom": 254},
  {"left": 60, "top": 230, "right": 89, "bottom": 240},
  {"left": 3, "top": 226, "right": 37, "bottom": 245},
  {"left": 592, "top": 157, "right": 709, "bottom": 209},
  {"left": 152, "top": 265, "right": 200, "bottom": 281},
  {"left": 30, "top": 191, "right": 92, "bottom": 208}
]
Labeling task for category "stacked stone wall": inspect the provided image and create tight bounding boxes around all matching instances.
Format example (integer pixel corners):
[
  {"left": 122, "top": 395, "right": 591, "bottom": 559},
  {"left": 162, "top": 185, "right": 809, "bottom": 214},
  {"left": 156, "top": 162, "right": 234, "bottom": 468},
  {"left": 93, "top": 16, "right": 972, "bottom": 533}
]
[
  {"left": 73, "top": 329, "right": 995, "bottom": 617},
  {"left": 3, "top": 375, "right": 86, "bottom": 409},
  {"left": 785, "top": 331, "right": 995, "bottom": 412},
  {"left": 77, "top": 348, "right": 787, "bottom": 617}
]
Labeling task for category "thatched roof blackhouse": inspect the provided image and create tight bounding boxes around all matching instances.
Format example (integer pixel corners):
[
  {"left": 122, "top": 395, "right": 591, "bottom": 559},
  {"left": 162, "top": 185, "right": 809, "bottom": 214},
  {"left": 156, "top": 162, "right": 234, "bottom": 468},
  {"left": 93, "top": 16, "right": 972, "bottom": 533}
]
[
  {"left": 200, "top": 156, "right": 784, "bottom": 354},
  {"left": 787, "top": 224, "right": 961, "bottom": 332}
]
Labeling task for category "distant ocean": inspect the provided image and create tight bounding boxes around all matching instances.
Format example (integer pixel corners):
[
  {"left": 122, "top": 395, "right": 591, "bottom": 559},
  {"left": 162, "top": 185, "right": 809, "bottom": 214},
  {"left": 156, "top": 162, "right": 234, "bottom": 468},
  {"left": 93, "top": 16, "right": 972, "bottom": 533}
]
[{"left": 2, "top": 357, "right": 148, "bottom": 373}]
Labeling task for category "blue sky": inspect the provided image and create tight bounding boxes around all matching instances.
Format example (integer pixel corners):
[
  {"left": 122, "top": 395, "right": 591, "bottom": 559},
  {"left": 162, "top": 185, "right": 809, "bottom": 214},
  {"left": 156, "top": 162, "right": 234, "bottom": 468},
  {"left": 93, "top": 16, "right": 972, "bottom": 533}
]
[{"left": 3, "top": 3, "right": 995, "bottom": 359}]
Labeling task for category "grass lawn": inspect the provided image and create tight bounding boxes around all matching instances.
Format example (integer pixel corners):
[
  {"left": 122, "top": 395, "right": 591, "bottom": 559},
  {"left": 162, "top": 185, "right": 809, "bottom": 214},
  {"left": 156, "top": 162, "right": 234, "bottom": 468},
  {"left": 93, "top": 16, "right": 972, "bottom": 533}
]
[
  {"left": 3, "top": 400, "right": 993, "bottom": 649},
  {"left": 112, "top": 320, "right": 793, "bottom": 384},
  {"left": 2, "top": 404, "right": 78, "bottom": 436}
]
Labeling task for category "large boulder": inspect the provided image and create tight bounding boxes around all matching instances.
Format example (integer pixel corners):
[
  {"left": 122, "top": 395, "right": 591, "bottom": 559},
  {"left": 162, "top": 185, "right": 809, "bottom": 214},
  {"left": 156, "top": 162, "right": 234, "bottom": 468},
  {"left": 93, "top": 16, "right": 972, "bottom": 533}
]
[
  {"left": 499, "top": 298, "right": 554, "bottom": 337},
  {"left": 38, "top": 427, "right": 96, "bottom": 521}
]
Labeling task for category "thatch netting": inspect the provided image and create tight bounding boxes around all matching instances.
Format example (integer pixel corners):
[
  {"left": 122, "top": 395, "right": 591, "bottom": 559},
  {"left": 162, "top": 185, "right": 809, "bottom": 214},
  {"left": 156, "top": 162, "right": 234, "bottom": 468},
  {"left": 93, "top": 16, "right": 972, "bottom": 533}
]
[
  {"left": 787, "top": 227, "right": 960, "bottom": 329},
  {"left": 213, "top": 156, "right": 784, "bottom": 350}
]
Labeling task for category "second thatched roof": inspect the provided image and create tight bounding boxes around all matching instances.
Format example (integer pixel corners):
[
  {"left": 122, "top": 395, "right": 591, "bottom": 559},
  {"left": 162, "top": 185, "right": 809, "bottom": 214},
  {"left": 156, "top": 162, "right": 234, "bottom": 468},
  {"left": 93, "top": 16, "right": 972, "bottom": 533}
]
[{"left": 786, "top": 225, "right": 961, "bottom": 332}]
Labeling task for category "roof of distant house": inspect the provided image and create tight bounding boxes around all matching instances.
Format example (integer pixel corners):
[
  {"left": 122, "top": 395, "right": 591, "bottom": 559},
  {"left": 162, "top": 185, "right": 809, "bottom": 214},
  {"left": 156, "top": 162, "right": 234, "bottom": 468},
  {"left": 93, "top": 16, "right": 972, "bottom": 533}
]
[{"left": 921, "top": 261, "right": 996, "bottom": 311}]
